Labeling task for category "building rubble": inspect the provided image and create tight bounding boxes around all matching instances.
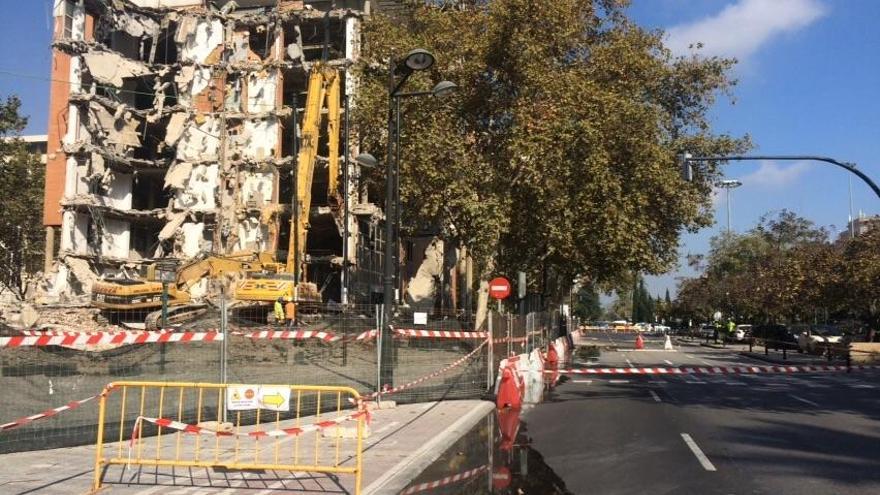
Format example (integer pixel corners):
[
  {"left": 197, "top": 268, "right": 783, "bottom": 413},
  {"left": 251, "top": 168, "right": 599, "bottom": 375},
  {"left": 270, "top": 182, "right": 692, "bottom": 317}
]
[{"left": 33, "top": 0, "right": 391, "bottom": 327}]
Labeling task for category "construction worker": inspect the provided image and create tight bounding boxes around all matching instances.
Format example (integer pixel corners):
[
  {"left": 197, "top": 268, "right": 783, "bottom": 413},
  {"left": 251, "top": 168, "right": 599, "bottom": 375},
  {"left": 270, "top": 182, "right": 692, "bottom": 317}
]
[
  {"left": 284, "top": 297, "right": 296, "bottom": 327},
  {"left": 273, "top": 297, "right": 284, "bottom": 325}
]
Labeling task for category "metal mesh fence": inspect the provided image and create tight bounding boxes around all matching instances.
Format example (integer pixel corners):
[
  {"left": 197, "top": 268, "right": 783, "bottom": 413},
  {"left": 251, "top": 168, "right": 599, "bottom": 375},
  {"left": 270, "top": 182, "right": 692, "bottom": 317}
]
[{"left": 0, "top": 303, "right": 557, "bottom": 454}]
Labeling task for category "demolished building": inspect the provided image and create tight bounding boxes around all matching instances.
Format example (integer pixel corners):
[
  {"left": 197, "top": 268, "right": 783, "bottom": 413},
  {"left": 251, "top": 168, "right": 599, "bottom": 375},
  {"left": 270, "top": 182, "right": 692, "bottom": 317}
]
[{"left": 40, "top": 0, "right": 388, "bottom": 307}]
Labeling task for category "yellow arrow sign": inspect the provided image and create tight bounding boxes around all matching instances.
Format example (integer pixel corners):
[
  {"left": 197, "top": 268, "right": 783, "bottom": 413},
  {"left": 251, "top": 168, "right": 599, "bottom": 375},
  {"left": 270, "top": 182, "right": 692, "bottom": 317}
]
[{"left": 261, "top": 393, "right": 286, "bottom": 409}]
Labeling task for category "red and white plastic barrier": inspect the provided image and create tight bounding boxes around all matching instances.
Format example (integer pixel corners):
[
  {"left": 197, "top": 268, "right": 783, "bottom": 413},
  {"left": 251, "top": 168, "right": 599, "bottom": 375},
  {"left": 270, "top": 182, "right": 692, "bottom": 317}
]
[
  {"left": 548, "top": 364, "right": 880, "bottom": 375},
  {"left": 401, "top": 465, "right": 489, "bottom": 495}
]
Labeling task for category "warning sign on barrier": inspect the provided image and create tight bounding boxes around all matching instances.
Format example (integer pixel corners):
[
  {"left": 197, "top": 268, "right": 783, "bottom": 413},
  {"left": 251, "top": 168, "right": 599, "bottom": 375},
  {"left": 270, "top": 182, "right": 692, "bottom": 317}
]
[{"left": 226, "top": 385, "right": 290, "bottom": 411}]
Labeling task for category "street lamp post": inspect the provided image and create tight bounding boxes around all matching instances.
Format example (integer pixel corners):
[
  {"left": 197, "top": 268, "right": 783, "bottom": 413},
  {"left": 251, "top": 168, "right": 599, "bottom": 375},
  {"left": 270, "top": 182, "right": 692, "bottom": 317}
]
[
  {"left": 381, "top": 49, "right": 457, "bottom": 389},
  {"left": 680, "top": 154, "right": 880, "bottom": 201},
  {"left": 715, "top": 179, "right": 742, "bottom": 234}
]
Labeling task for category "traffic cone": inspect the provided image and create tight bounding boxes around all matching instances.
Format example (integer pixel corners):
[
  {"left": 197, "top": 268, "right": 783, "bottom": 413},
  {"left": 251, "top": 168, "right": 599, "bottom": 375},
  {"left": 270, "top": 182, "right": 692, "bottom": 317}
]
[
  {"left": 664, "top": 334, "right": 674, "bottom": 351},
  {"left": 635, "top": 333, "right": 645, "bottom": 350}
]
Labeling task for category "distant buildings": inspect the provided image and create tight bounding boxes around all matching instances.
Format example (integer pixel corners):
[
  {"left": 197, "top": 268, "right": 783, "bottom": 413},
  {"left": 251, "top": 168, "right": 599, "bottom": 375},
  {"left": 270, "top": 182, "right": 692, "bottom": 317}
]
[{"left": 844, "top": 213, "right": 880, "bottom": 239}]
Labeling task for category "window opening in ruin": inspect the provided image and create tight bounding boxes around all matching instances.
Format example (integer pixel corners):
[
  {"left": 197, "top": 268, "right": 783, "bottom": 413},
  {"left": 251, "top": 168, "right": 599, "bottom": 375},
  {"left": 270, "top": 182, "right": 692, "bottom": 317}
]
[
  {"left": 130, "top": 224, "right": 162, "bottom": 259},
  {"left": 247, "top": 24, "right": 276, "bottom": 60},
  {"left": 61, "top": 1, "right": 75, "bottom": 39},
  {"left": 131, "top": 173, "right": 170, "bottom": 210}
]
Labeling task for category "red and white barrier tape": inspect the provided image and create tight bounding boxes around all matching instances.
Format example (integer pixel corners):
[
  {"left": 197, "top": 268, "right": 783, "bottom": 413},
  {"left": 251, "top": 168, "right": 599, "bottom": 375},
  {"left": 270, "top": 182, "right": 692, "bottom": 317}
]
[
  {"left": 401, "top": 465, "right": 489, "bottom": 494},
  {"left": 231, "top": 330, "right": 342, "bottom": 342},
  {"left": 550, "top": 365, "right": 880, "bottom": 375},
  {"left": 0, "top": 331, "right": 222, "bottom": 348},
  {"left": 131, "top": 409, "right": 368, "bottom": 442},
  {"left": 394, "top": 329, "right": 488, "bottom": 339},
  {"left": 0, "top": 384, "right": 114, "bottom": 432},
  {"left": 366, "top": 339, "right": 489, "bottom": 400}
]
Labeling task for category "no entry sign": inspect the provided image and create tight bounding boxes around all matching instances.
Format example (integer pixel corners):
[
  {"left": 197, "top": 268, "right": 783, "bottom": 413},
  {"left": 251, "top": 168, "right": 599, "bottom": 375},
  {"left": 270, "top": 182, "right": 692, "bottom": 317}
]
[{"left": 489, "top": 277, "right": 511, "bottom": 300}]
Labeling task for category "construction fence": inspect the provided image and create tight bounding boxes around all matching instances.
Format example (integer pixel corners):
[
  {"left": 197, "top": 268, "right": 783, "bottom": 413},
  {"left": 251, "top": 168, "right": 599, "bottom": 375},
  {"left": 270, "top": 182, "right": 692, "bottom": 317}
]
[{"left": 0, "top": 303, "right": 570, "bottom": 454}]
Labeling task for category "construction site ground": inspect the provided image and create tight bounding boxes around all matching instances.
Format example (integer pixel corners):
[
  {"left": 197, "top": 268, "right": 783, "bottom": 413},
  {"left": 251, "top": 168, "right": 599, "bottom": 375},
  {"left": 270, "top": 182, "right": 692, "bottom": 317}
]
[{"left": 0, "top": 399, "right": 495, "bottom": 495}]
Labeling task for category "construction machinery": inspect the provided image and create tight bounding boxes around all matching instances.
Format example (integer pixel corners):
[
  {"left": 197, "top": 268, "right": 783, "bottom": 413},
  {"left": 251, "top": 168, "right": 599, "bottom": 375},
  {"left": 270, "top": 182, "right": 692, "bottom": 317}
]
[
  {"left": 233, "top": 63, "right": 341, "bottom": 313},
  {"left": 92, "top": 252, "right": 282, "bottom": 329}
]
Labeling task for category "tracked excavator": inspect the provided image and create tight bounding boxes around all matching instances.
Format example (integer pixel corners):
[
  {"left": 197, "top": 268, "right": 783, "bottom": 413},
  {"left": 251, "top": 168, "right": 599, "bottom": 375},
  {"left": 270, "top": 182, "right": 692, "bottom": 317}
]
[
  {"left": 233, "top": 63, "right": 341, "bottom": 317},
  {"left": 91, "top": 64, "right": 342, "bottom": 326},
  {"left": 91, "top": 252, "right": 282, "bottom": 329}
]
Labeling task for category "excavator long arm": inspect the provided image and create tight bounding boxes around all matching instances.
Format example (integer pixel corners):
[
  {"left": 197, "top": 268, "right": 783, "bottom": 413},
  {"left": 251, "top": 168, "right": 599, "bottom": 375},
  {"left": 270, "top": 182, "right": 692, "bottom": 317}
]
[{"left": 286, "top": 65, "right": 340, "bottom": 275}]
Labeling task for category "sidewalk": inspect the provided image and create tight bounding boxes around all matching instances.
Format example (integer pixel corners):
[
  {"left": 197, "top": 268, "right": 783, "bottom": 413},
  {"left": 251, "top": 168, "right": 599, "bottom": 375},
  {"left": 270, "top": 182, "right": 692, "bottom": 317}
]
[{"left": 0, "top": 400, "right": 494, "bottom": 495}]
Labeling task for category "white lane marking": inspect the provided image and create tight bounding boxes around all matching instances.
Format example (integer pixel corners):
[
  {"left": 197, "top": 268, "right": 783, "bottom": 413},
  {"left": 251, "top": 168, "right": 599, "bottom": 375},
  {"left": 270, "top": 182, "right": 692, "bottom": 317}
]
[
  {"left": 649, "top": 390, "right": 661, "bottom": 403},
  {"left": 625, "top": 358, "right": 634, "bottom": 368},
  {"left": 700, "top": 360, "right": 713, "bottom": 366},
  {"left": 681, "top": 433, "right": 717, "bottom": 472},
  {"left": 790, "top": 394, "right": 819, "bottom": 407},
  {"left": 664, "top": 359, "right": 674, "bottom": 366},
  {"left": 851, "top": 384, "right": 875, "bottom": 389},
  {"left": 685, "top": 354, "right": 696, "bottom": 359},
  {"left": 573, "top": 379, "right": 593, "bottom": 384},
  {"left": 609, "top": 379, "right": 630, "bottom": 384}
]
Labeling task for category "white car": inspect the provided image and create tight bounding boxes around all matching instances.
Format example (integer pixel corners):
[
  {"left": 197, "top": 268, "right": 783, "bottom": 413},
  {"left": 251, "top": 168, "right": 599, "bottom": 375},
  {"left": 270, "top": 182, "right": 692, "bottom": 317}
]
[
  {"left": 733, "top": 324, "right": 752, "bottom": 342},
  {"left": 797, "top": 327, "right": 843, "bottom": 354}
]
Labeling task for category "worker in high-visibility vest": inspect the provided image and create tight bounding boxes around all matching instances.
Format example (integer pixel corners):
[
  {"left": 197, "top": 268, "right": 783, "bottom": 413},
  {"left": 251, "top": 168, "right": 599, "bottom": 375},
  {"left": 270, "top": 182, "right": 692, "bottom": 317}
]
[{"left": 273, "top": 297, "right": 285, "bottom": 324}]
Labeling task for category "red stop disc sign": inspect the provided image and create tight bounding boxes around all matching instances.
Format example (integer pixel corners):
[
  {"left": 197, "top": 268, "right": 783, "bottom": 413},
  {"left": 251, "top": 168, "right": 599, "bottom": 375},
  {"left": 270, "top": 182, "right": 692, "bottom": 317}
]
[
  {"left": 492, "top": 466, "right": 512, "bottom": 489},
  {"left": 489, "top": 277, "right": 511, "bottom": 300}
]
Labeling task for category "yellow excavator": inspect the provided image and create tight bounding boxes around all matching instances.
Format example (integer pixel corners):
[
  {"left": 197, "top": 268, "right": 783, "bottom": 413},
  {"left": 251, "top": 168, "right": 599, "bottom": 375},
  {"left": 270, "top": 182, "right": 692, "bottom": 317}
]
[
  {"left": 233, "top": 63, "right": 341, "bottom": 315},
  {"left": 91, "top": 251, "right": 282, "bottom": 328},
  {"left": 91, "top": 64, "right": 342, "bottom": 325}
]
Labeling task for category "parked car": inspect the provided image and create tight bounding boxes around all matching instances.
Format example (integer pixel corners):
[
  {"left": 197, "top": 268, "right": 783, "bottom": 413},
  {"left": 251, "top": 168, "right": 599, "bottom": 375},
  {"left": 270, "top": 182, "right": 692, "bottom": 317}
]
[
  {"left": 797, "top": 325, "right": 844, "bottom": 354},
  {"left": 733, "top": 324, "right": 752, "bottom": 342},
  {"left": 699, "top": 325, "right": 715, "bottom": 338},
  {"left": 752, "top": 324, "right": 798, "bottom": 350}
]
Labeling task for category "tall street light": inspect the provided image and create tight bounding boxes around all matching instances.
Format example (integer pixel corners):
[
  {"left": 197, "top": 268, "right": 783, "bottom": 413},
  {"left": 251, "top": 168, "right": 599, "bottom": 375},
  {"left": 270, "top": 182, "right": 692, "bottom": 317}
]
[
  {"left": 715, "top": 178, "right": 742, "bottom": 234},
  {"left": 680, "top": 154, "right": 880, "bottom": 200},
  {"left": 381, "top": 49, "right": 457, "bottom": 389}
]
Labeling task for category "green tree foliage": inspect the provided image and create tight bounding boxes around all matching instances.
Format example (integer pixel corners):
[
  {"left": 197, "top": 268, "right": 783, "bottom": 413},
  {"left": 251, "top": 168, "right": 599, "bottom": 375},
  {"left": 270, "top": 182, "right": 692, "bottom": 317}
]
[
  {"left": 573, "top": 283, "right": 603, "bottom": 321},
  {"left": 354, "top": 0, "right": 748, "bottom": 300},
  {"left": 632, "top": 276, "right": 654, "bottom": 322},
  {"left": 674, "top": 210, "right": 880, "bottom": 330},
  {"left": 0, "top": 95, "right": 44, "bottom": 298}
]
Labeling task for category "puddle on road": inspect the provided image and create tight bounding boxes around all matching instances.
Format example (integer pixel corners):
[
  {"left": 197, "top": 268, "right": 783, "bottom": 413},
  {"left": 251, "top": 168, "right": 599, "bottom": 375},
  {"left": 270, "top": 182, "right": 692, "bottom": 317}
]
[{"left": 402, "top": 408, "right": 573, "bottom": 494}]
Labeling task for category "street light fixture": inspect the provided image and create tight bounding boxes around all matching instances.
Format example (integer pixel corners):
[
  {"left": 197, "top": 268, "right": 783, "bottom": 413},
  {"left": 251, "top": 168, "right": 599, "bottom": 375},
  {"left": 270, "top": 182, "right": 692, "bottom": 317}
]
[
  {"left": 381, "top": 49, "right": 457, "bottom": 390},
  {"left": 715, "top": 178, "right": 742, "bottom": 234}
]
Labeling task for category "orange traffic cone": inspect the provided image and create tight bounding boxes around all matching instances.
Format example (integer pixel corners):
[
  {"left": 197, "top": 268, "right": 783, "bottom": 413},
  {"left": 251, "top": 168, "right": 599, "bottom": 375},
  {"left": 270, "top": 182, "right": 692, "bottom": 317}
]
[{"left": 635, "top": 333, "right": 645, "bottom": 350}]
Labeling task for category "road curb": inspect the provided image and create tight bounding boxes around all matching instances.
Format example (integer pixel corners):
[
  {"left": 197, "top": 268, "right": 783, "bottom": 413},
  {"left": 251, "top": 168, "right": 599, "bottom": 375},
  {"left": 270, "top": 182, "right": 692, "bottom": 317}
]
[
  {"left": 739, "top": 351, "right": 836, "bottom": 366},
  {"left": 363, "top": 400, "right": 495, "bottom": 495}
]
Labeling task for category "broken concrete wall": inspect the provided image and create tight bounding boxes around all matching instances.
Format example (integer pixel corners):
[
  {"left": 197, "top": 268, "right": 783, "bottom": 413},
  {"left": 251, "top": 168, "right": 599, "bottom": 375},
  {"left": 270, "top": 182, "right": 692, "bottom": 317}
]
[{"left": 43, "top": 0, "right": 380, "bottom": 307}]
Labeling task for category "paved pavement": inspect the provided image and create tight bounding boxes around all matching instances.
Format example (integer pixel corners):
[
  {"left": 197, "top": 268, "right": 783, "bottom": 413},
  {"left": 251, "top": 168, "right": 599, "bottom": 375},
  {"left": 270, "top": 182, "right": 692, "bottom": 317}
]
[
  {"left": 0, "top": 399, "right": 494, "bottom": 494},
  {"left": 523, "top": 331, "right": 880, "bottom": 494}
]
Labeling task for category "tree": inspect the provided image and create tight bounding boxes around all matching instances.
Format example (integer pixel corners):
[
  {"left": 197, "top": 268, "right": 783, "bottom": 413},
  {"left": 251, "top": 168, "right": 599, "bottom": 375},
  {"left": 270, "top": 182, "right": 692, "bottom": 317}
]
[
  {"left": 0, "top": 95, "right": 44, "bottom": 298},
  {"left": 573, "top": 283, "right": 602, "bottom": 321},
  {"left": 354, "top": 0, "right": 748, "bottom": 313}
]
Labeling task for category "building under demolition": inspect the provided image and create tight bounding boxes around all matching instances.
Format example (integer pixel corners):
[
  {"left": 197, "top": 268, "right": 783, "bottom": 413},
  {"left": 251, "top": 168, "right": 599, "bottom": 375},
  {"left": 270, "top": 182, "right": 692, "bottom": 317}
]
[{"left": 39, "top": 0, "right": 394, "bottom": 312}]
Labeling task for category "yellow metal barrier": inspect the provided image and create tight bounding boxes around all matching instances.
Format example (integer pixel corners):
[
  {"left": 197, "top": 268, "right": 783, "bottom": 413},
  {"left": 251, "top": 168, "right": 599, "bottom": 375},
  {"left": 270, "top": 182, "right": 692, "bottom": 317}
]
[{"left": 92, "top": 381, "right": 364, "bottom": 493}]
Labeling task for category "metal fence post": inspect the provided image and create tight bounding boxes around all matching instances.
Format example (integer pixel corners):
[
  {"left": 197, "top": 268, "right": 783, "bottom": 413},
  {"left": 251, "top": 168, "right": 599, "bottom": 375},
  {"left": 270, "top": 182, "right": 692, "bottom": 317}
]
[
  {"left": 219, "top": 293, "right": 228, "bottom": 423},
  {"left": 376, "top": 304, "right": 383, "bottom": 404},
  {"left": 488, "top": 312, "right": 494, "bottom": 389}
]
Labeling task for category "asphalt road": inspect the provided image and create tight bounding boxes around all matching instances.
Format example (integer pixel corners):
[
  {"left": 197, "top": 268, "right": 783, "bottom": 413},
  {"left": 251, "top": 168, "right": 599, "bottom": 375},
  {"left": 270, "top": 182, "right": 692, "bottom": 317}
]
[{"left": 523, "top": 331, "right": 880, "bottom": 495}]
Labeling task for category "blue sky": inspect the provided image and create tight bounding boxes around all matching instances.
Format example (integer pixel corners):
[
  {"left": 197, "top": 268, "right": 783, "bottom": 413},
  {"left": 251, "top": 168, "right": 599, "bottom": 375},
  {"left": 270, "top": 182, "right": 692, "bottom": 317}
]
[
  {"left": 0, "top": 1, "right": 878, "bottom": 299},
  {"left": 627, "top": 0, "right": 880, "bottom": 297}
]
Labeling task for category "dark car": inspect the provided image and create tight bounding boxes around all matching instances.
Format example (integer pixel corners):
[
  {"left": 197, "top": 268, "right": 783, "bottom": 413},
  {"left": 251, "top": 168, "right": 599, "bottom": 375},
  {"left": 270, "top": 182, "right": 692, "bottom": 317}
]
[{"left": 752, "top": 324, "right": 798, "bottom": 350}]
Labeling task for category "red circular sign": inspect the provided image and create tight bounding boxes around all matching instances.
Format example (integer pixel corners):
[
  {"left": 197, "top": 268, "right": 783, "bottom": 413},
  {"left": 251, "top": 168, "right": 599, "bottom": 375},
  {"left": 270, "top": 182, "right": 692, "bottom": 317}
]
[
  {"left": 489, "top": 277, "right": 511, "bottom": 300},
  {"left": 492, "top": 467, "right": 511, "bottom": 489}
]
